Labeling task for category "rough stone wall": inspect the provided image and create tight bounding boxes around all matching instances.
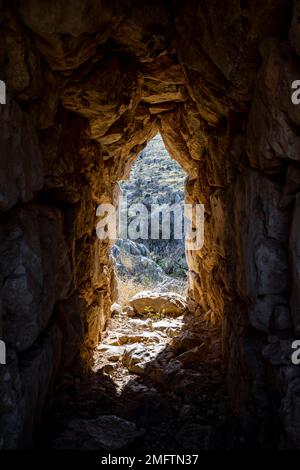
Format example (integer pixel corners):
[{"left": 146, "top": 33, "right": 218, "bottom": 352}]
[{"left": 0, "top": 0, "right": 300, "bottom": 449}]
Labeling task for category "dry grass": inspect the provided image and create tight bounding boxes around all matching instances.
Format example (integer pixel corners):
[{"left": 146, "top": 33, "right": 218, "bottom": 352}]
[
  {"left": 119, "top": 252, "right": 134, "bottom": 271},
  {"left": 117, "top": 276, "right": 153, "bottom": 306},
  {"left": 117, "top": 274, "right": 187, "bottom": 307}
]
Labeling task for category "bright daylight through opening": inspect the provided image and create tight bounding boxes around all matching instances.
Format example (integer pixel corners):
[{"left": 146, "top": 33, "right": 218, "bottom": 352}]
[{"left": 114, "top": 133, "right": 188, "bottom": 306}]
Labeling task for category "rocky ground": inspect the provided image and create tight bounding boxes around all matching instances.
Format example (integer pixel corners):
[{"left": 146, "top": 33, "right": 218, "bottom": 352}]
[{"left": 41, "top": 293, "right": 252, "bottom": 451}]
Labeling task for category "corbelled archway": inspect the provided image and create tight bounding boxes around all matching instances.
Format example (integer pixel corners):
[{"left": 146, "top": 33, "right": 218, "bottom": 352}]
[{"left": 0, "top": 0, "right": 299, "bottom": 449}]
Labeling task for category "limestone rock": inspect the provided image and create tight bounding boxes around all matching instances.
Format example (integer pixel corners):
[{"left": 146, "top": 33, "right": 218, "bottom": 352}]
[
  {"left": 175, "top": 0, "right": 291, "bottom": 97},
  {"left": 97, "top": 345, "right": 125, "bottom": 362},
  {"left": 290, "top": 194, "right": 300, "bottom": 335},
  {"left": 272, "top": 305, "right": 293, "bottom": 331},
  {"left": 115, "top": 252, "right": 166, "bottom": 283},
  {"left": 0, "top": 204, "right": 72, "bottom": 351},
  {"left": 19, "top": 0, "right": 121, "bottom": 35},
  {"left": 17, "top": 0, "right": 125, "bottom": 72},
  {"left": 159, "top": 108, "right": 199, "bottom": 178},
  {"left": 122, "top": 343, "right": 165, "bottom": 375},
  {"left": 18, "top": 324, "right": 62, "bottom": 448},
  {"left": 0, "top": 350, "right": 23, "bottom": 449},
  {"left": 117, "top": 331, "right": 164, "bottom": 345},
  {"left": 55, "top": 293, "right": 104, "bottom": 371},
  {"left": 123, "top": 306, "right": 137, "bottom": 317},
  {"left": 232, "top": 170, "right": 290, "bottom": 302},
  {"left": 0, "top": 96, "right": 43, "bottom": 211},
  {"left": 290, "top": 0, "right": 300, "bottom": 56},
  {"left": 171, "top": 330, "right": 203, "bottom": 351},
  {"left": 141, "top": 55, "right": 185, "bottom": 85},
  {"left": 61, "top": 55, "right": 141, "bottom": 140},
  {"left": 152, "top": 319, "right": 182, "bottom": 336},
  {"left": 3, "top": 11, "right": 40, "bottom": 98},
  {"left": 249, "top": 296, "right": 288, "bottom": 334},
  {"left": 110, "top": 303, "right": 122, "bottom": 316},
  {"left": 129, "top": 291, "right": 187, "bottom": 316},
  {"left": 0, "top": 325, "right": 62, "bottom": 449},
  {"left": 127, "top": 318, "right": 152, "bottom": 327},
  {"left": 112, "top": 0, "right": 172, "bottom": 60},
  {"left": 246, "top": 40, "right": 300, "bottom": 171},
  {"left": 176, "top": 344, "right": 209, "bottom": 369},
  {"left": 281, "top": 378, "right": 300, "bottom": 448},
  {"left": 52, "top": 415, "right": 144, "bottom": 450},
  {"left": 176, "top": 423, "right": 214, "bottom": 451},
  {"left": 262, "top": 338, "right": 294, "bottom": 366}
]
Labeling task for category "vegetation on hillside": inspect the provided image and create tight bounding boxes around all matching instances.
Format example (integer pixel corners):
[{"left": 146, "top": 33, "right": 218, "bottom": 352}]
[{"left": 113, "top": 134, "right": 188, "bottom": 303}]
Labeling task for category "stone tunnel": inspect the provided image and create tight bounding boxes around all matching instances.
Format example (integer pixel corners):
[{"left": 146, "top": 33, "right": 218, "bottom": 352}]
[{"left": 0, "top": 0, "right": 300, "bottom": 450}]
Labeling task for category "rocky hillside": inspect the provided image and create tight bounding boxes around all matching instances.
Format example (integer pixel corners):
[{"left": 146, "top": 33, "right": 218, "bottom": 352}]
[
  {"left": 121, "top": 134, "right": 185, "bottom": 206},
  {"left": 115, "top": 134, "right": 188, "bottom": 287}
]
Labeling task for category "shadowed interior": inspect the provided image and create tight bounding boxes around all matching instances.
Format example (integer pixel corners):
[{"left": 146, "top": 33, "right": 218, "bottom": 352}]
[{"left": 0, "top": 0, "right": 299, "bottom": 450}]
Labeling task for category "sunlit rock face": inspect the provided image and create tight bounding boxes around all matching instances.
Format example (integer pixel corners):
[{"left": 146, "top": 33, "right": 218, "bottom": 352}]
[{"left": 0, "top": 0, "right": 299, "bottom": 449}]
